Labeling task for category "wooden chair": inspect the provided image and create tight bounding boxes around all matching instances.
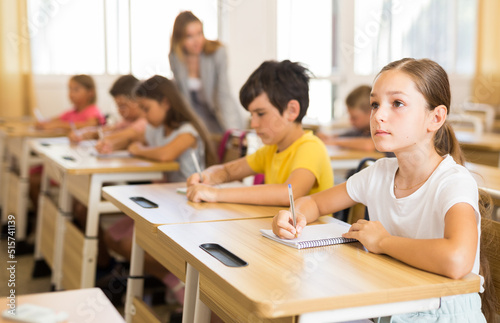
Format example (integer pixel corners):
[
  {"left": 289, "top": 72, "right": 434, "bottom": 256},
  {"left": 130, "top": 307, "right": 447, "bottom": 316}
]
[{"left": 481, "top": 218, "right": 500, "bottom": 319}]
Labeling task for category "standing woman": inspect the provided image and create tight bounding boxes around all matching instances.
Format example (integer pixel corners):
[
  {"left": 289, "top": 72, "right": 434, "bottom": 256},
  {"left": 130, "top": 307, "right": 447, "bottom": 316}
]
[{"left": 169, "top": 11, "right": 244, "bottom": 134}]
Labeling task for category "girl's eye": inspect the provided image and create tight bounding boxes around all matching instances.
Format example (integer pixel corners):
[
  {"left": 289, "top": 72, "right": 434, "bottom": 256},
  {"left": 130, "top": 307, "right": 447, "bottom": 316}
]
[
  {"left": 371, "top": 102, "right": 379, "bottom": 109},
  {"left": 257, "top": 113, "right": 265, "bottom": 117},
  {"left": 393, "top": 100, "right": 404, "bottom": 108}
]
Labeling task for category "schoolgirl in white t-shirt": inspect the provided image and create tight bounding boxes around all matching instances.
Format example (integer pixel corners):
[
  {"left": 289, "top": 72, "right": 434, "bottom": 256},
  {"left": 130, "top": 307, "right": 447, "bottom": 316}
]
[{"left": 272, "top": 58, "right": 492, "bottom": 322}]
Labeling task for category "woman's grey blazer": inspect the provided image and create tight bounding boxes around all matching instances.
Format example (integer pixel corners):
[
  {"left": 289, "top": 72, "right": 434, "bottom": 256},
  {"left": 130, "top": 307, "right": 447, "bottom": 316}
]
[{"left": 169, "top": 46, "right": 244, "bottom": 131}]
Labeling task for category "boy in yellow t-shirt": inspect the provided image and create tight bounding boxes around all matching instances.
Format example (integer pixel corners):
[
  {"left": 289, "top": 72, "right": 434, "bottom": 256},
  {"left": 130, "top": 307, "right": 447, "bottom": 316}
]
[{"left": 186, "top": 60, "right": 333, "bottom": 206}]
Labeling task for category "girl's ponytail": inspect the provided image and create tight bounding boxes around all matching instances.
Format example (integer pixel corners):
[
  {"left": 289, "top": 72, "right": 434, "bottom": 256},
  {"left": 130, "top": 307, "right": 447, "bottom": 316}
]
[{"left": 434, "top": 122, "right": 465, "bottom": 166}]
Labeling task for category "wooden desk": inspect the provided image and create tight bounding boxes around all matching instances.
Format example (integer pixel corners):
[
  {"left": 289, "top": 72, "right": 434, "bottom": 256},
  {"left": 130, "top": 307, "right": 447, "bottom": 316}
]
[
  {"left": 466, "top": 162, "right": 500, "bottom": 203},
  {"left": 0, "top": 123, "right": 66, "bottom": 244},
  {"left": 327, "top": 145, "right": 385, "bottom": 169},
  {"left": 158, "top": 218, "right": 480, "bottom": 323},
  {"left": 102, "top": 183, "right": 282, "bottom": 323},
  {"left": 456, "top": 131, "right": 500, "bottom": 167},
  {"left": 0, "top": 288, "right": 124, "bottom": 323},
  {"left": 30, "top": 140, "right": 179, "bottom": 291}
]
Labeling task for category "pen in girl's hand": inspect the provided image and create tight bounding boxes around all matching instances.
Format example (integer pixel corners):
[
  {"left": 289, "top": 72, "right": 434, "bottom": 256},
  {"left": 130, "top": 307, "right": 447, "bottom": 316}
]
[
  {"left": 97, "top": 127, "right": 104, "bottom": 141},
  {"left": 288, "top": 184, "right": 297, "bottom": 235},
  {"left": 190, "top": 149, "right": 203, "bottom": 182}
]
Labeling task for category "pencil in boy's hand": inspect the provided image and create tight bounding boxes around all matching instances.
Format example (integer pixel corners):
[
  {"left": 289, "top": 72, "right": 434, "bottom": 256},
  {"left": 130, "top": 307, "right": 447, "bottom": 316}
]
[
  {"left": 288, "top": 184, "right": 297, "bottom": 231},
  {"left": 190, "top": 149, "right": 204, "bottom": 182},
  {"left": 70, "top": 121, "right": 77, "bottom": 133}
]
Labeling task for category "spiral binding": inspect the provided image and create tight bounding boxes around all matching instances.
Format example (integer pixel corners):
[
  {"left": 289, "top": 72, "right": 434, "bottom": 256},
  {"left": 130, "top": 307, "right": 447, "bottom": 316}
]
[{"left": 297, "top": 237, "right": 356, "bottom": 249}]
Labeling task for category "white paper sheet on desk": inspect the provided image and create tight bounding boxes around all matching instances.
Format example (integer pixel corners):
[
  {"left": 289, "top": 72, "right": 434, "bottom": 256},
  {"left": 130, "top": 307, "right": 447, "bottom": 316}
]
[
  {"left": 89, "top": 149, "right": 132, "bottom": 158},
  {"left": 176, "top": 181, "right": 248, "bottom": 194}
]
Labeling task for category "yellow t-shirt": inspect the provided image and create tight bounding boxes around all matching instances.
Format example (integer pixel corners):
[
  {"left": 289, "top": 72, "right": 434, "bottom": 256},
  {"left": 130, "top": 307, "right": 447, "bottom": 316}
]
[{"left": 246, "top": 131, "right": 333, "bottom": 195}]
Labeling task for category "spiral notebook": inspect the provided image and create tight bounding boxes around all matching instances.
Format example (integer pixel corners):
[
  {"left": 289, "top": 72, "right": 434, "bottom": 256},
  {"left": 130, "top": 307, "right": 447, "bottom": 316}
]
[{"left": 260, "top": 218, "right": 357, "bottom": 249}]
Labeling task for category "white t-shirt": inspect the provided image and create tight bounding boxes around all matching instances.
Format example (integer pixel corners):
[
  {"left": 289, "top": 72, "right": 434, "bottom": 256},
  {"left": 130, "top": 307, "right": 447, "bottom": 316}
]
[
  {"left": 346, "top": 155, "right": 481, "bottom": 276},
  {"left": 145, "top": 122, "right": 204, "bottom": 182}
]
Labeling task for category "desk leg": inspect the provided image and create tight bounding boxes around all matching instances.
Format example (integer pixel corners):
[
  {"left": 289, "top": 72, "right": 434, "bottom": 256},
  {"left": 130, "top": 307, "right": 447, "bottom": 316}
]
[
  {"left": 80, "top": 175, "right": 103, "bottom": 288},
  {"left": 54, "top": 173, "right": 72, "bottom": 290},
  {"left": 0, "top": 133, "right": 6, "bottom": 219},
  {"left": 183, "top": 264, "right": 199, "bottom": 323},
  {"left": 125, "top": 226, "right": 144, "bottom": 323},
  {"left": 1, "top": 137, "right": 10, "bottom": 226},
  {"left": 15, "top": 138, "right": 30, "bottom": 241},
  {"left": 33, "top": 163, "right": 49, "bottom": 260},
  {"left": 193, "top": 270, "right": 211, "bottom": 323}
]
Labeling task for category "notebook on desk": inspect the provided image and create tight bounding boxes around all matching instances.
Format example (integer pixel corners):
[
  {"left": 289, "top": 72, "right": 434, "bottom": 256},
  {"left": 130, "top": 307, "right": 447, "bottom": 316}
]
[{"left": 260, "top": 218, "right": 356, "bottom": 249}]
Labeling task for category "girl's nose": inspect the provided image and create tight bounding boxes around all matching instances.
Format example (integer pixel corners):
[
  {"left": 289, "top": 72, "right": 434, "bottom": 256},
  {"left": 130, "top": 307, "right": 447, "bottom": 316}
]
[{"left": 372, "top": 106, "right": 387, "bottom": 123}]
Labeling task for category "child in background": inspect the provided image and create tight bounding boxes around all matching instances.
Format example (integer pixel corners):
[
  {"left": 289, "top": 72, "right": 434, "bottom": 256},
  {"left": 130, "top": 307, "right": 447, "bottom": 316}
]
[
  {"left": 273, "top": 58, "right": 493, "bottom": 322},
  {"left": 68, "top": 75, "right": 147, "bottom": 153},
  {"left": 29, "top": 75, "right": 105, "bottom": 215},
  {"left": 317, "top": 85, "right": 376, "bottom": 152},
  {"left": 103, "top": 75, "right": 217, "bottom": 307},
  {"left": 186, "top": 60, "right": 333, "bottom": 205},
  {"left": 36, "top": 74, "right": 105, "bottom": 130}
]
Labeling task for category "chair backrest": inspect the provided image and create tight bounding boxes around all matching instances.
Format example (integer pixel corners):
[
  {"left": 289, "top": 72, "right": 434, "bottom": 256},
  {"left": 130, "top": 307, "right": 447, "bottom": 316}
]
[
  {"left": 346, "top": 158, "right": 376, "bottom": 224},
  {"left": 462, "top": 102, "right": 496, "bottom": 132},
  {"left": 481, "top": 218, "right": 500, "bottom": 316},
  {"left": 447, "top": 113, "right": 484, "bottom": 136},
  {"left": 216, "top": 129, "right": 265, "bottom": 185}
]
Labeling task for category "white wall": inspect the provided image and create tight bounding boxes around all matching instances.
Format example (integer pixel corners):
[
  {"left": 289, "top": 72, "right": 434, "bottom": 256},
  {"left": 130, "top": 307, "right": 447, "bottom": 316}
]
[
  {"left": 34, "top": 74, "right": 119, "bottom": 119},
  {"left": 32, "top": 0, "right": 473, "bottom": 121}
]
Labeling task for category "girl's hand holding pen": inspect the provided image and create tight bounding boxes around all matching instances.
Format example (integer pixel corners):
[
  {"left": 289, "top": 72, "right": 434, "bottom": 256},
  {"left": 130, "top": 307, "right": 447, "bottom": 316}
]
[
  {"left": 95, "top": 139, "right": 113, "bottom": 154},
  {"left": 342, "top": 219, "right": 391, "bottom": 254},
  {"left": 272, "top": 210, "right": 307, "bottom": 240},
  {"left": 68, "top": 130, "right": 82, "bottom": 144},
  {"left": 186, "top": 184, "right": 217, "bottom": 203},
  {"left": 127, "top": 141, "right": 144, "bottom": 155}
]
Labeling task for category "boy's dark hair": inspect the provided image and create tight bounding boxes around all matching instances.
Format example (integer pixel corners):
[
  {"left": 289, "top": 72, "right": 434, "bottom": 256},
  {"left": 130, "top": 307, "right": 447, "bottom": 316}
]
[
  {"left": 239, "top": 60, "right": 310, "bottom": 123},
  {"left": 109, "top": 75, "right": 139, "bottom": 98},
  {"left": 345, "top": 85, "right": 371, "bottom": 113}
]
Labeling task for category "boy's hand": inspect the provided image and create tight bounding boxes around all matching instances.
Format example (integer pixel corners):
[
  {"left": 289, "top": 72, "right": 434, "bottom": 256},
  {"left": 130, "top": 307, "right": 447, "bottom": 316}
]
[
  {"left": 95, "top": 139, "right": 113, "bottom": 154},
  {"left": 128, "top": 142, "right": 144, "bottom": 155},
  {"left": 342, "top": 219, "right": 390, "bottom": 254},
  {"left": 272, "top": 210, "right": 307, "bottom": 239},
  {"left": 186, "top": 172, "right": 209, "bottom": 187},
  {"left": 186, "top": 184, "right": 217, "bottom": 203}
]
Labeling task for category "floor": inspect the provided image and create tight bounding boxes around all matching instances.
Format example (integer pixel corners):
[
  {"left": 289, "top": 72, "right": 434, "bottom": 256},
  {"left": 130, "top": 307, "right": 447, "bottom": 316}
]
[{"left": 0, "top": 214, "right": 178, "bottom": 322}]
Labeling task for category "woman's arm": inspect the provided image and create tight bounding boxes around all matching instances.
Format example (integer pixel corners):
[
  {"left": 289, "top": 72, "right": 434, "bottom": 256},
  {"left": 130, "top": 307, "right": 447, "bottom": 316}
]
[
  {"left": 343, "top": 202, "right": 478, "bottom": 279},
  {"left": 213, "top": 47, "right": 243, "bottom": 130}
]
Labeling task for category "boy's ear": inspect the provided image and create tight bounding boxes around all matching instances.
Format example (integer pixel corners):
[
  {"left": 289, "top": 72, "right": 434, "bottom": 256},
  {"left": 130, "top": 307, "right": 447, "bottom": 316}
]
[
  {"left": 284, "top": 100, "right": 301, "bottom": 122},
  {"left": 428, "top": 105, "right": 447, "bottom": 132}
]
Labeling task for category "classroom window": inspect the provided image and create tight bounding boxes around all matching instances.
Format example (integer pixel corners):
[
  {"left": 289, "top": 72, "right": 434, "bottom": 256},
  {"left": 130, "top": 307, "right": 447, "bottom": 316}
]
[
  {"left": 28, "top": 0, "right": 218, "bottom": 76},
  {"left": 277, "top": 0, "right": 340, "bottom": 122},
  {"left": 353, "top": 0, "right": 477, "bottom": 75}
]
